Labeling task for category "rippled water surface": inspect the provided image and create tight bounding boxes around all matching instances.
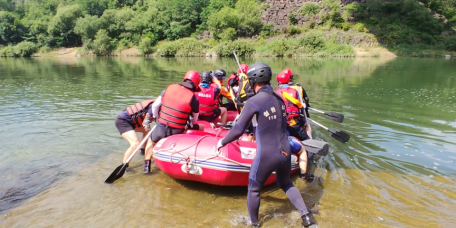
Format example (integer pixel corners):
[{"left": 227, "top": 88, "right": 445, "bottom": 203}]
[{"left": 1, "top": 57, "right": 456, "bottom": 228}]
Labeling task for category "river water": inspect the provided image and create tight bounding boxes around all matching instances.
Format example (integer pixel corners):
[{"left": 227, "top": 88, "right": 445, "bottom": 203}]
[{"left": 0, "top": 57, "right": 455, "bottom": 228}]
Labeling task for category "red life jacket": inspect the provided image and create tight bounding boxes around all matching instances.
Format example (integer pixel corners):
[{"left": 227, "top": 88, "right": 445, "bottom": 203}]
[
  {"left": 210, "top": 83, "right": 218, "bottom": 89},
  {"left": 126, "top": 99, "right": 155, "bottom": 128},
  {"left": 226, "top": 73, "right": 239, "bottom": 88},
  {"left": 195, "top": 86, "right": 217, "bottom": 116},
  {"left": 158, "top": 84, "right": 193, "bottom": 129},
  {"left": 275, "top": 87, "right": 300, "bottom": 123}
]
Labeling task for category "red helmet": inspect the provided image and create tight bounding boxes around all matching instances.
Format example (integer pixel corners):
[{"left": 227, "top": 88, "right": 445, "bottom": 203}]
[
  {"left": 281, "top": 69, "right": 293, "bottom": 77},
  {"left": 276, "top": 72, "right": 291, "bottom": 84},
  {"left": 183, "top": 70, "right": 201, "bottom": 90},
  {"left": 238, "top": 64, "right": 249, "bottom": 74}
]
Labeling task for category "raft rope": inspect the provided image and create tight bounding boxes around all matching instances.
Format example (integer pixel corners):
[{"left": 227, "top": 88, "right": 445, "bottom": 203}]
[{"left": 153, "top": 135, "right": 252, "bottom": 170}]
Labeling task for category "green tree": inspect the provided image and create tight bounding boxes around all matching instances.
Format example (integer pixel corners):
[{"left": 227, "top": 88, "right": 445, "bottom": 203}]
[
  {"left": 100, "top": 8, "right": 134, "bottom": 40},
  {"left": 91, "top": 29, "right": 112, "bottom": 55},
  {"left": 198, "top": 0, "right": 235, "bottom": 32},
  {"left": 235, "top": 0, "right": 262, "bottom": 36},
  {"left": 74, "top": 15, "right": 102, "bottom": 42},
  {"left": 0, "top": 11, "right": 25, "bottom": 45},
  {"left": 207, "top": 6, "right": 240, "bottom": 39},
  {"left": 77, "top": 0, "right": 109, "bottom": 16},
  {"left": 47, "top": 4, "right": 83, "bottom": 47}
]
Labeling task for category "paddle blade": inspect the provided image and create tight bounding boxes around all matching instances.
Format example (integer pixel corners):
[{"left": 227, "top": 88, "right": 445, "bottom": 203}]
[
  {"left": 328, "top": 129, "right": 350, "bottom": 143},
  {"left": 325, "top": 112, "right": 344, "bottom": 123},
  {"left": 301, "top": 139, "right": 329, "bottom": 156},
  {"left": 105, "top": 164, "right": 127, "bottom": 184}
]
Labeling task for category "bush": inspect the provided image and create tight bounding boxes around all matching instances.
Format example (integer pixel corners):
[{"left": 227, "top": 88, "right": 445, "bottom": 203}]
[
  {"left": 445, "top": 36, "right": 456, "bottom": 51},
  {"left": 260, "top": 24, "right": 275, "bottom": 38},
  {"left": 301, "top": 3, "right": 321, "bottom": 16},
  {"left": 220, "top": 28, "right": 237, "bottom": 41},
  {"left": 138, "top": 37, "right": 153, "bottom": 54},
  {"left": 289, "top": 13, "right": 298, "bottom": 25},
  {"left": 91, "top": 29, "right": 112, "bottom": 55},
  {"left": 214, "top": 39, "right": 256, "bottom": 57},
  {"left": 154, "top": 38, "right": 210, "bottom": 57},
  {"left": 289, "top": 27, "right": 301, "bottom": 35},
  {"left": 298, "top": 32, "right": 326, "bottom": 53},
  {"left": 0, "top": 45, "right": 14, "bottom": 57},
  {"left": 13, "top": 41, "right": 37, "bottom": 57},
  {"left": 255, "top": 39, "right": 297, "bottom": 57}
]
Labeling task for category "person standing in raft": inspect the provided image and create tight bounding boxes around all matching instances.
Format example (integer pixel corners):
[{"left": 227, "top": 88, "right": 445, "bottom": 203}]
[
  {"left": 275, "top": 71, "right": 314, "bottom": 180},
  {"left": 216, "top": 62, "right": 315, "bottom": 227},
  {"left": 196, "top": 71, "right": 228, "bottom": 124},
  {"left": 142, "top": 70, "right": 205, "bottom": 173},
  {"left": 114, "top": 99, "right": 155, "bottom": 167}
]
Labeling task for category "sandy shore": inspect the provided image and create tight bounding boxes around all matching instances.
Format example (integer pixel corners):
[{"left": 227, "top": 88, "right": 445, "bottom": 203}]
[{"left": 37, "top": 46, "right": 397, "bottom": 58}]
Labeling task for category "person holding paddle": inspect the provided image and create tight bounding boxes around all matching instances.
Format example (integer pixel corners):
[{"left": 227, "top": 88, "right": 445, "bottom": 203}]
[
  {"left": 217, "top": 62, "right": 316, "bottom": 227},
  {"left": 115, "top": 99, "right": 155, "bottom": 168},
  {"left": 142, "top": 70, "right": 204, "bottom": 173}
]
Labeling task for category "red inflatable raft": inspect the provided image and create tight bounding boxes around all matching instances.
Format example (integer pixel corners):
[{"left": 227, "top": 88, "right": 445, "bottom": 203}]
[{"left": 153, "top": 111, "right": 300, "bottom": 186}]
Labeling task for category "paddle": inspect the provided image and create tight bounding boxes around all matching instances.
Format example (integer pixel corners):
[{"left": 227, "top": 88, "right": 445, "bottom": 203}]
[
  {"left": 301, "top": 139, "right": 329, "bottom": 156},
  {"left": 231, "top": 48, "right": 242, "bottom": 69},
  {"left": 229, "top": 48, "right": 242, "bottom": 113},
  {"left": 105, "top": 125, "right": 156, "bottom": 184},
  {"left": 306, "top": 118, "right": 350, "bottom": 143},
  {"left": 309, "top": 107, "right": 344, "bottom": 123}
]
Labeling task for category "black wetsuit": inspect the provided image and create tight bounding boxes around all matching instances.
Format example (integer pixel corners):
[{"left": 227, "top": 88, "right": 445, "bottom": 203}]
[{"left": 220, "top": 85, "right": 309, "bottom": 223}]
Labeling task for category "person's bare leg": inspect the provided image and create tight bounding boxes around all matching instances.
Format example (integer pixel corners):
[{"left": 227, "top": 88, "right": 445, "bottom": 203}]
[
  {"left": 247, "top": 134, "right": 255, "bottom": 142},
  {"left": 298, "top": 147, "right": 308, "bottom": 176},
  {"left": 143, "top": 137, "right": 156, "bottom": 173},
  {"left": 139, "top": 127, "right": 148, "bottom": 155},
  {"left": 144, "top": 137, "right": 156, "bottom": 160},
  {"left": 219, "top": 107, "right": 228, "bottom": 124},
  {"left": 121, "top": 130, "right": 141, "bottom": 164}
]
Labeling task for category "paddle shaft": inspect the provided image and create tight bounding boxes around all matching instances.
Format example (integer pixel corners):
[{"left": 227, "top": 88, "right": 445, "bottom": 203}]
[
  {"left": 309, "top": 107, "right": 344, "bottom": 123},
  {"left": 125, "top": 125, "right": 155, "bottom": 164},
  {"left": 306, "top": 118, "right": 328, "bottom": 131},
  {"left": 309, "top": 107, "right": 325, "bottom": 114},
  {"left": 231, "top": 48, "right": 242, "bottom": 69}
]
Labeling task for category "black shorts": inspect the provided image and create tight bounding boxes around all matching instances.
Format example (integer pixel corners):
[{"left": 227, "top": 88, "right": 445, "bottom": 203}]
[
  {"left": 287, "top": 124, "right": 310, "bottom": 141},
  {"left": 222, "top": 102, "right": 236, "bottom": 111},
  {"left": 115, "top": 115, "right": 135, "bottom": 135},
  {"left": 198, "top": 108, "right": 221, "bottom": 122},
  {"left": 151, "top": 123, "right": 200, "bottom": 143}
]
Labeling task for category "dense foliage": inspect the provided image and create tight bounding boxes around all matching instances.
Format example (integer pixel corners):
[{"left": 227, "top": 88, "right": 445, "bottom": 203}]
[{"left": 0, "top": 0, "right": 455, "bottom": 56}]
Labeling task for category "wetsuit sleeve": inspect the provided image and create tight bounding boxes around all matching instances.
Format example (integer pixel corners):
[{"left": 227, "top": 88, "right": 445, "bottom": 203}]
[
  {"left": 214, "top": 88, "right": 221, "bottom": 100},
  {"left": 221, "top": 100, "right": 258, "bottom": 146},
  {"left": 191, "top": 95, "right": 199, "bottom": 113}
]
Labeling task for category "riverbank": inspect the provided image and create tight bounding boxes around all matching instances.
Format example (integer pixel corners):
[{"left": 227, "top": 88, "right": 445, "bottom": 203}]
[{"left": 36, "top": 46, "right": 395, "bottom": 58}]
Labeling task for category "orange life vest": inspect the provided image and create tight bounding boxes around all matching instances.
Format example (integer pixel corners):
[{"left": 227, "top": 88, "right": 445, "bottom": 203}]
[
  {"left": 195, "top": 86, "right": 217, "bottom": 116},
  {"left": 275, "top": 87, "right": 300, "bottom": 124},
  {"left": 158, "top": 84, "right": 193, "bottom": 129},
  {"left": 126, "top": 99, "right": 155, "bottom": 128}
]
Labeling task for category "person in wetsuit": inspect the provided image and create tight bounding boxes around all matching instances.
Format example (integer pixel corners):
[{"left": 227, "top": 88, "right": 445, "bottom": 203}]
[{"left": 216, "top": 62, "right": 315, "bottom": 227}]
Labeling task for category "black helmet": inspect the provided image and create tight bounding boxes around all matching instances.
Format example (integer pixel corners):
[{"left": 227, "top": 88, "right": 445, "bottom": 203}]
[
  {"left": 214, "top": 69, "right": 226, "bottom": 80},
  {"left": 246, "top": 62, "right": 272, "bottom": 85},
  {"left": 201, "top": 71, "right": 213, "bottom": 84}
]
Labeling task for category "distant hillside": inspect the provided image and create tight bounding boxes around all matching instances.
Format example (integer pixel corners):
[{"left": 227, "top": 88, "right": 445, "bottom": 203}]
[{"left": 1, "top": 0, "right": 455, "bottom": 57}]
